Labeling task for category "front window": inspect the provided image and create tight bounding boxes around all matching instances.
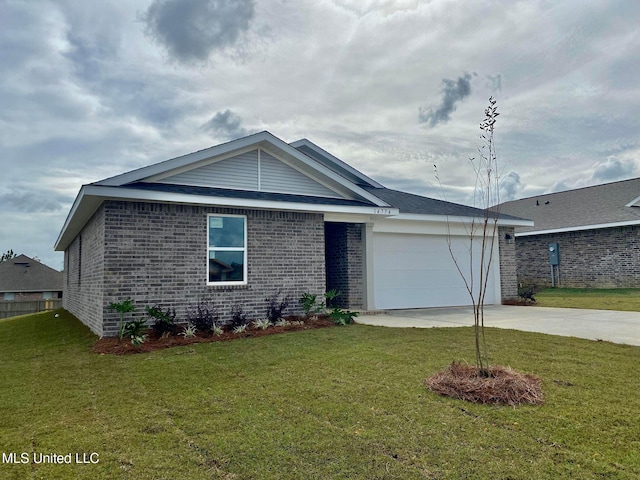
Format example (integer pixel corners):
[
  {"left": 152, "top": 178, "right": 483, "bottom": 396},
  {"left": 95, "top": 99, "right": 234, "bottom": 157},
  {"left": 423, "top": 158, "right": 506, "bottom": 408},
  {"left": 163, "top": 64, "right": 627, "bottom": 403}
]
[{"left": 207, "top": 214, "right": 247, "bottom": 285}]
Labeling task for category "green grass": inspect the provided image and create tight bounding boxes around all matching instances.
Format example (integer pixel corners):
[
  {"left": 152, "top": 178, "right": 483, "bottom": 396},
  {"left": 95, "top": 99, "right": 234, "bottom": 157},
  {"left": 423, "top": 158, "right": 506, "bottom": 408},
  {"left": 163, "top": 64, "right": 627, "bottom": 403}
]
[
  {"left": 535, "top": 288, "right": 640, "bottom": 311},
  {"left": 1, "top": 310, "right": 639, "bottom": 479}
]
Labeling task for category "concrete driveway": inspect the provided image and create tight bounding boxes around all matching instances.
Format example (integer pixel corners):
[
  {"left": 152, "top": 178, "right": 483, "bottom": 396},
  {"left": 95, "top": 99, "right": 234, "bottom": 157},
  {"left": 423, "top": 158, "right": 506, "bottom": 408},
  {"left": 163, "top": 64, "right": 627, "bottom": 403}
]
[{"left": 356, "top": 305, "right": 640, "bottom": 346}]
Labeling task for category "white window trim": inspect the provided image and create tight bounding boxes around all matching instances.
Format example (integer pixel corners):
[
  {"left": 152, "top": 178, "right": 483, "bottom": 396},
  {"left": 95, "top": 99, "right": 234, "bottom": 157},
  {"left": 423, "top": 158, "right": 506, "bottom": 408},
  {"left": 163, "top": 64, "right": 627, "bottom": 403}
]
[{"left": 206, "top": 213, "right": 248, "bottom": 286}]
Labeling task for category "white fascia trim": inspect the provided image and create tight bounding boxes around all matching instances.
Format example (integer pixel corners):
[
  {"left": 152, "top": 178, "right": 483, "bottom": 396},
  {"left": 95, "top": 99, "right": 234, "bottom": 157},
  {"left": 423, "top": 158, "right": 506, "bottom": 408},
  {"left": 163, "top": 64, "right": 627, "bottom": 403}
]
[
  {"left": 515, "top": 219, "right": 640, "bottom": 237},
  {"left": 386, "top": 213, "right": 534, "bottom": 227},
  {"left": 289, "top": 138, "right": 385, "bottom": 188},
  {"left": 91, "top": 185, "right": 396, "bottom": 213},
  {"left": 54, "top": 185, "right": 89, "bottom": 250}
]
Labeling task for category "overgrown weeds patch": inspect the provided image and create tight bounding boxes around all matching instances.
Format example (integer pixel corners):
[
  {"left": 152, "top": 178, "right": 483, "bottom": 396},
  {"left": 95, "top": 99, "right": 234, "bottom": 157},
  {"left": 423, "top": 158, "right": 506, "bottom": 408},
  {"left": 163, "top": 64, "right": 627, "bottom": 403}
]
[{"left": 426, "top": 361, "right": 544, "bottom": 406}]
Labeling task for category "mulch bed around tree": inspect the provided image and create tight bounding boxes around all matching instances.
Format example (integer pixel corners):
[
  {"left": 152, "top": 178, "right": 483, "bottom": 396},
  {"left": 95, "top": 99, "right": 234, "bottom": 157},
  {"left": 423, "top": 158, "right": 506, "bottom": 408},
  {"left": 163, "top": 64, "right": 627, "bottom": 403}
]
[
  {"left": 425, "top": 361, "right": 544, "bottom": 406},
  {"left": 501, "top": 299, "right": 536, "bottom": 306},
  {"left": 92, "top": 316, "right": 336, "bottom": 355}
]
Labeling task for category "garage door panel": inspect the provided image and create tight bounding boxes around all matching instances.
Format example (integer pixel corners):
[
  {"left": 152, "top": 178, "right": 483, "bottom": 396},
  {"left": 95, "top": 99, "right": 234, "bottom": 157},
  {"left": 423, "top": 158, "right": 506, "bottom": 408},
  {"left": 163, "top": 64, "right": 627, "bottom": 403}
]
[
  {"left": 373, "top": 232, "right": 496, "bottom": 309},
  {"left": 374, "top": 268, "right": 463, "bottom": 288}
]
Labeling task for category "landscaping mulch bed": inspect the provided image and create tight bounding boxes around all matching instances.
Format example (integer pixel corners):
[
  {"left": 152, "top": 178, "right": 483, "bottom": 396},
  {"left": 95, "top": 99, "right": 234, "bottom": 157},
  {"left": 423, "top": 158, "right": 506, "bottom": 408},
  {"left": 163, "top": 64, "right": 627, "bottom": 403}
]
[
  {"left": 501, "top": 299, "right": 536, "bottom": 306},
  {"left": 425, "top": 361, "right": 544, "bottom": 406},
  {"left": 92, "top": 316, "right": 336, "bottom": 355}
]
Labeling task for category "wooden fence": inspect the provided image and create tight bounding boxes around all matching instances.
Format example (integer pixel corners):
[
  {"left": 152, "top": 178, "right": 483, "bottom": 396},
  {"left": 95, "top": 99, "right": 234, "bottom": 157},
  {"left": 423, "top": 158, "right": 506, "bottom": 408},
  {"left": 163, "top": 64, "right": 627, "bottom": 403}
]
[{"left": 0, "top": 299, "right": 63, "bottom": 319}]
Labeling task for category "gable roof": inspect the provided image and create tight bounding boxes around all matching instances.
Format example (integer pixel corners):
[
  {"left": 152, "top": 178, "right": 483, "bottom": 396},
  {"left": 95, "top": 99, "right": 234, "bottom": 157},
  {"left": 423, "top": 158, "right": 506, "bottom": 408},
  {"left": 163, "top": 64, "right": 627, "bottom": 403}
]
[
  {"left": 0, "top": 255, "right": 63, "bottom": 293},
  {"left": 499, "top": 177, "right": 640, "bottom": 236},
  {"left": 55, "top": 131, "right": 530, "bottom": 251}
]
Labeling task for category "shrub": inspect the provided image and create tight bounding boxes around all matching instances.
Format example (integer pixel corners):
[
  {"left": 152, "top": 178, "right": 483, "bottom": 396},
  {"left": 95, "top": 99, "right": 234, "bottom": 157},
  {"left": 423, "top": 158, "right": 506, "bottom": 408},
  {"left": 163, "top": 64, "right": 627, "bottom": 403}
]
[
  {"left": 518, "top": 285, "right": 537, "bottom": 302},
  {"left": 265, "top": 290, "right": 291, "bottom": 322},
  {"left": 230, "top": 304, "right": 250, "bottom": 329},
  {"left": 146, "top": 305, "right": 178, "bottom": 336},
  {"left": 329, "top": 307, "right": 358, "bottom": 326},
  {"left": 324, "top": 289, "right": 340, "bottom": 308},
  {"left": 122, "top": 319, "right": 148, "bottom": 346},
  {"left": 186, "top": 299, "right": 219, "bottom": 334},
  {"left": 109, "top": 299, "right": 135, "bottom": 340},
  {"left": 299, "top": 292, "right": 324, "bottom": 317}
]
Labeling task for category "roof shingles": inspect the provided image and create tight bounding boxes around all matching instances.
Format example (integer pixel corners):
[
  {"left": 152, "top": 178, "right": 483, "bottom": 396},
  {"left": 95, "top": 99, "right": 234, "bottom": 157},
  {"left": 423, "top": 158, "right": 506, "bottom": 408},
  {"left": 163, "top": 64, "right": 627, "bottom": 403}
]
[
  {"left": 0, "top": 255, "right": 63, "bottom": 293},
  {"left": 500, "top": 177, "right": 640, "bottom": 233}
]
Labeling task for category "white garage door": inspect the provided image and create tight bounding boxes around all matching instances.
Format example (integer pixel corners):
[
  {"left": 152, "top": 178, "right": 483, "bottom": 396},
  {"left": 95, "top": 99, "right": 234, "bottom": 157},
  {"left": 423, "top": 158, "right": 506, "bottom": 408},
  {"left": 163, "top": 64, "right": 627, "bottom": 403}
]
[{"left": 373, "top": 232, "right": 497, "bottom": 310}]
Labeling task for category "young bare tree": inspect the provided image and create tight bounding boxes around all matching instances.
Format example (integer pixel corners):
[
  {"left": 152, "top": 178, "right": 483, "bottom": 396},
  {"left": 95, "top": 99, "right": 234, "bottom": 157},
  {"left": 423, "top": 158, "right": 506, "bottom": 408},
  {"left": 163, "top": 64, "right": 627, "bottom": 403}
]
[
  {"left": 428, "top": 98, "right": 544, "bottom": 405},
  {"left": 441, "top": 97, "right": 501, "bottom": 376}
]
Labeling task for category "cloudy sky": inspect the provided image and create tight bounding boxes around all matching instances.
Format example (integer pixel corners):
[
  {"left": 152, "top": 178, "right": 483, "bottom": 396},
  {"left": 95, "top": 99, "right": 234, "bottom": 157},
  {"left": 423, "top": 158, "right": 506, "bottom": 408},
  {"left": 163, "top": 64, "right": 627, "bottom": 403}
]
[{"left": 2, "top": 0, "right": 639, "bottom": 269}]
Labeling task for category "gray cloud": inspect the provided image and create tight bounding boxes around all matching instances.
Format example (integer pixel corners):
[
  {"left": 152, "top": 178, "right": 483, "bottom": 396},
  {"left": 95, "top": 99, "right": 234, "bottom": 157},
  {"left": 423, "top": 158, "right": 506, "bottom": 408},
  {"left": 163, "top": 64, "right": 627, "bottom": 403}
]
[
  {"left": 486, "top": 73, "right": 503, "bottom": 92},
  {"left": 202, "top": 109, "right": 252, "bottom": 140},
  {"left": 419, "top": 73, "right": 473, "bottom": 127},
  {"left": 0, "top": 188, "right": 66, "bottom": 213},
  {"left": 590, "top": 156, "right": 637, "bottom": 183},
  {"left": 143, "top": 0, "right": 256, "bottom": 63},
  {"left": 499, "top": 170, "right": 523, "bottom": 202}
]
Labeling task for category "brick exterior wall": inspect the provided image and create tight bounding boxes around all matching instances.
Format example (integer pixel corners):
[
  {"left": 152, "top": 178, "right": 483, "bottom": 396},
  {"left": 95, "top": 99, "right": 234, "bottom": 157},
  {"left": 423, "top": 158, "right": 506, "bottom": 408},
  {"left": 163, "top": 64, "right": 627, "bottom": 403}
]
[
  {"left": 65, "top": 201, "right": 327, "bottom": 336},
  {"left": 324, "top": 222, "right": 364, "bottom": 309},
  {"left": 63, "top": 206, "right": 105, "bottom": 335},
  {"left": 498, "top": 226, "right": 518, "bottom": 301},
  {"left": 515, "top": 225, "right": 640, "bottom": 288}
]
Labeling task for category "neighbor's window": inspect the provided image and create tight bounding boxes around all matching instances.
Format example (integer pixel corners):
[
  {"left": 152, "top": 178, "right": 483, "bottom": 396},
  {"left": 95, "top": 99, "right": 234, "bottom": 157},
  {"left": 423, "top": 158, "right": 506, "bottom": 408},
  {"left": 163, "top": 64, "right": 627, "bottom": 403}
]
[
  {"left": 207, "top": 214, "right": 247, "bottom": 285},
  {"left": 4, "top": 292, "right": 15, "bottom": 301}
]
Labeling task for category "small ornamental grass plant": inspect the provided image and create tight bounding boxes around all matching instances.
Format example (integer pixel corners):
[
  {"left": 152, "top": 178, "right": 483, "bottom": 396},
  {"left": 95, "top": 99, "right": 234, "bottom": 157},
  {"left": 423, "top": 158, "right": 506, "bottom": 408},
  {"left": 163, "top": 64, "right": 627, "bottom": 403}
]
[
  {"left": 252, "top": 318, "right": 272, "bottom": 330},
  {"left": 232, "top": 323, "right": 248, "bottom": 334},
  {"left": 179, "top": 324, "right": 197, "bottom": 338}
]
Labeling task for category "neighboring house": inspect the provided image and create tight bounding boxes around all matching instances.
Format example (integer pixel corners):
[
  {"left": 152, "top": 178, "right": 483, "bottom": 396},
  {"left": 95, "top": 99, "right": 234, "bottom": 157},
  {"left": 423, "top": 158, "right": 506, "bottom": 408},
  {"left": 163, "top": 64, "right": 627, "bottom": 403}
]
[
  {"left": 0, "top": 254, "right": 63, "bottom": 301},
  {"left": 55, "top": 131, "right": 530, "bottom": 337},
  {"left": 499, "top": 177, "right": 640, "bottom": 288}
]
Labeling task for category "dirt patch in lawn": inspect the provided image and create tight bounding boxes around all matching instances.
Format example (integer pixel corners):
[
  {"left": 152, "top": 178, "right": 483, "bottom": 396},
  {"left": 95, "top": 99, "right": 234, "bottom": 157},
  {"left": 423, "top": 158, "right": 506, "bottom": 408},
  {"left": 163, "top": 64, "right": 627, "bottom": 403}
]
[
  {"left": 93, "top": 316, "right": 336, "bottom": 355},
  {"left": 426, "top": 361, "right": 544, "bottom": 406}
]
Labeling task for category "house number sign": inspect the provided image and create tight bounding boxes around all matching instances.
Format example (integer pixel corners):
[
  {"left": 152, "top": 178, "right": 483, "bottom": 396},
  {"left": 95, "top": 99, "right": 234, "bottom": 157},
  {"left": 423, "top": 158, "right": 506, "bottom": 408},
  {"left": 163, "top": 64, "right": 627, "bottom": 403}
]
[{"left": 374, "top": 208, "right": 393, "bottom": 215}]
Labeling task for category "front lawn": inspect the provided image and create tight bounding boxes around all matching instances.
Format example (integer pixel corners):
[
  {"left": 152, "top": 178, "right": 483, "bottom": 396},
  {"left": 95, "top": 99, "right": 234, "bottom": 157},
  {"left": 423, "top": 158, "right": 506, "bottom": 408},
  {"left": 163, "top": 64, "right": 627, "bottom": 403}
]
[
  {"left": 535, "top": 288, "right": 640, "bottom": 311},
  {"left": 1, "top": 310, "right": 639, "bottom": 479}
]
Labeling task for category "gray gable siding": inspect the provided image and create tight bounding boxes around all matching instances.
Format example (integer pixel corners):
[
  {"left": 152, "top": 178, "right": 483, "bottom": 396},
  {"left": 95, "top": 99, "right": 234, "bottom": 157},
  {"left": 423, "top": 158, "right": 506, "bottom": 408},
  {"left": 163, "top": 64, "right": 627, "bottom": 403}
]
[
  {"left": 154, "top": 148, "right": 341, "bottom": 198},
  {"left": 259, "top": 151, "right": 338, "bottom": 197},
  {"left": 158, "top": 150, "right": 259, "bottom": 190}
]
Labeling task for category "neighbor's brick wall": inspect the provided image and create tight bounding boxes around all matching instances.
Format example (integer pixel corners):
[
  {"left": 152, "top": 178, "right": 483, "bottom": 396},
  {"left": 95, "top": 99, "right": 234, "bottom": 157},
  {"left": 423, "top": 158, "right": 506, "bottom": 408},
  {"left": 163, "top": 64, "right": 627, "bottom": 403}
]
[
  {"left": 324, "top": 222, "right": 364, "bottom": 309},
  {"left": 516, "top": 225, "right": 640, "bottom": 288},
  {"left": 63, "top": 206, "right": 106, "bottom": 336},
  {"left": 498, "top": 226, "right": 518, "bottom": 301},
  {"left": 100, "top": 201, "right": 326, "bottom": 336}
]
